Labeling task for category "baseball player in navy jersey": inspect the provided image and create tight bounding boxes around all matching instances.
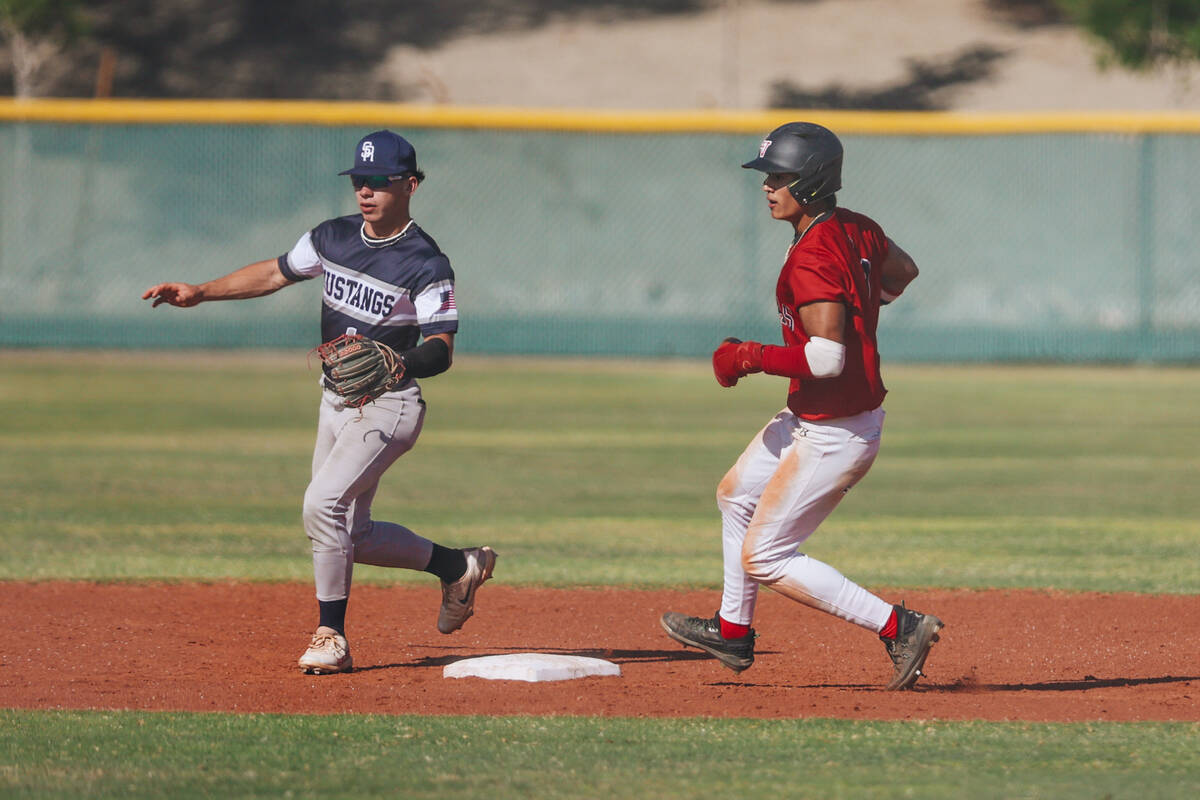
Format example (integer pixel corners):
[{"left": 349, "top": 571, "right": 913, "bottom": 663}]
[
  {"left": 661, "top": 122, "right": 943, "bottom": 690},
  {"left": 143, "top": 130, "right": 496, "bottom": 675}
]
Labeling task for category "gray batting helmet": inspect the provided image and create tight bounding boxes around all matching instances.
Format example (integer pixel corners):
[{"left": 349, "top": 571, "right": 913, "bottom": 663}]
[{"left": 742, "top": 122, "right": 843, "bottom": 205}]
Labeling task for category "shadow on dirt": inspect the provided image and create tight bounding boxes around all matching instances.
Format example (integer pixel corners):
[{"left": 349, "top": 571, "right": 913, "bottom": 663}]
[
  {"left": 942, "top": 674, "right": 1200, "bottom": 693},
  {"left": 699, "top": 674, "right": 1200, "bottom": 692},
  {"left": 364, "top": 644, "right": 765, "bottom": 671}
]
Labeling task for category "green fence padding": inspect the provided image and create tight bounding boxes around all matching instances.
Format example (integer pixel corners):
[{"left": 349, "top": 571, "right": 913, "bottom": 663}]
[{"left": 2, "top": 123, "right": 1197, "bottom": 361}]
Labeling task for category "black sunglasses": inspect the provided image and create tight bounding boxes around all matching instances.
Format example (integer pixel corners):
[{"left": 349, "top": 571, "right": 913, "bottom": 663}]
[{"left": 350, "top": 174, "right": 408, "bottom": 190}]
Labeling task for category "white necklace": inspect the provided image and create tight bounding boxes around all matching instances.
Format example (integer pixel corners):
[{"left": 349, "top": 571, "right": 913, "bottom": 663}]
[{"left": 360, "top": 218, "right": 414, "bottom": 249}]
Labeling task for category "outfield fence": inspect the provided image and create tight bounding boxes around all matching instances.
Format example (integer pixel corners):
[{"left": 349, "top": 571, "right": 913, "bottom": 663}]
[{"left": 2, "top": 101, "right": 1199, "bottom": 361}]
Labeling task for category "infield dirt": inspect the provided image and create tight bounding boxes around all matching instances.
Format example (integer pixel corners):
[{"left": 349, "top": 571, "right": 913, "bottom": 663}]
[{"left": 4, "top": 582, "right": 1197, "bottom": 721}]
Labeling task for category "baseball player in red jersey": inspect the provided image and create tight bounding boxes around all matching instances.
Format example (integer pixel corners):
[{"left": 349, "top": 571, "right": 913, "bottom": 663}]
[{"left": 661, "top": 122, "right": 943, "bottom": 690}]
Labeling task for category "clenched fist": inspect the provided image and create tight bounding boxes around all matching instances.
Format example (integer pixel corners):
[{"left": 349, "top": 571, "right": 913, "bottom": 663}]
[{"left": 712, "top": 337, "right": 763, "bottom": 387}]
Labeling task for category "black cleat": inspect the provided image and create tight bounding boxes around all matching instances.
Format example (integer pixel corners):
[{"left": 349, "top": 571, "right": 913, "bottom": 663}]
[
  {"left": 661, "top": 612, "right": 755, "bottom": 673},
  {"left": 881, "top": 603, "right": 943, "bottom": 690}
]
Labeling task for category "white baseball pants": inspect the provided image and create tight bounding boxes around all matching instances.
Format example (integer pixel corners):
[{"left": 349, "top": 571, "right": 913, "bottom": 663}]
[
  {"left": 717, "top": 406, "right": 894, "bottom": 633},
  {"left": 304, "top": 383, "right": 435, "bottom": 602}
]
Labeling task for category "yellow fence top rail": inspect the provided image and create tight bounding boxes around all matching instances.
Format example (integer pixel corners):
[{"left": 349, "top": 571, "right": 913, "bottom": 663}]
[{"left": 3, "top": 99, "right": 1200, "bottom": 134}]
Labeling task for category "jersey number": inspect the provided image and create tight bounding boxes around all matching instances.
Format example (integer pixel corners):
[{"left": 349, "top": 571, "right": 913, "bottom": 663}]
[{"left": 778, "top": 304, "right": 796, "bottom": 332}]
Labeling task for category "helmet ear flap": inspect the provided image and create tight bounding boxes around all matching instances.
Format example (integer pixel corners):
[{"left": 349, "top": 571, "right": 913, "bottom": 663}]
[
  {"left": 784, "top": 152, "right": 842, "bottom": 206},
  {"left": 785, "top": 176, "right": 811, "bottom": 205}
]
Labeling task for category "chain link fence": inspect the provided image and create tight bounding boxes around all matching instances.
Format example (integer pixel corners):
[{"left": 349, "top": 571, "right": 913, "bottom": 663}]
[{"left": 2, "top": 118, "right": 1197, "bottom": 360}]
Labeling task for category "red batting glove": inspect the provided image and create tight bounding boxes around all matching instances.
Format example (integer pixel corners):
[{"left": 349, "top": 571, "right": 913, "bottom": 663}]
[{"left": 712, "top": 338, "right": 763, "bottom": 387}]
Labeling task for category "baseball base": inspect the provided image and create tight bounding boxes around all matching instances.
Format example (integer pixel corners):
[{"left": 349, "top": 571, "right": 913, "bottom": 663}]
[{"left": 443, "top": 653, "right": 621, "bottom": 682}]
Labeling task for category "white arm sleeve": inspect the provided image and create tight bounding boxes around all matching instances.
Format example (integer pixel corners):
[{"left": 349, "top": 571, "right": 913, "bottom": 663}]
[
  {"left": 412, "top": 279, "right": 458, "bottom": 328},
  {"left": 283, "top": 231, "right": 322, "bottom": 279},
  {"left": 805, "top": 336, "right": 846, "bottom": 378}
]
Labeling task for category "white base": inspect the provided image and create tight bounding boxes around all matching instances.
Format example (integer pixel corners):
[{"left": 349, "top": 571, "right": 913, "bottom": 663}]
[{"left": 443, "top": 653, "right": 621, "bottom": 682}]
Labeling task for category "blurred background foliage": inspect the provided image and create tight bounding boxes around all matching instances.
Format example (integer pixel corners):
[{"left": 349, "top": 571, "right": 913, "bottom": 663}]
[{"left": 3, "top": 1, "right": 1200, "bottom": 101}]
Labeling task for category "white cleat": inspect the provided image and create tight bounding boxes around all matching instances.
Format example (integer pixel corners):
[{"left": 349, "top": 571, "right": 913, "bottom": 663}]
[
  {"left": 438, "top": 546, "right": 497, "bottom": 634},
  {"left": 298, "top": 626, "right": 353, "bottom": 674}
]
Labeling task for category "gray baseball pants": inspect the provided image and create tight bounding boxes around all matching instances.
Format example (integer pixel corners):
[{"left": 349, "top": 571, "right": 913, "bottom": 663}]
[{"left": 304, "top": 382, "right": 434, "bottom": 602}]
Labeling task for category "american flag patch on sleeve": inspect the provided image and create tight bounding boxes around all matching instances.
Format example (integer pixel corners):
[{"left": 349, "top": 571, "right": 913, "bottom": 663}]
[{"left": 414, "top": 280, "right": 458, "bottom": 324}]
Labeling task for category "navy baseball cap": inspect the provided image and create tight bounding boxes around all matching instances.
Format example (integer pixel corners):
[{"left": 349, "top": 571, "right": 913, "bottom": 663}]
[{"left": 339, "top": 130, "right": 419, "bottom": 176}]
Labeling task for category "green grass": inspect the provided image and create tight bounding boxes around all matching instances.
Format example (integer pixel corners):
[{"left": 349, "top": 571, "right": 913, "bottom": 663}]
[
  {"left": 2, "top": 354, "right": 1198, "bottom": 798},
  {"left": 0, "top": 353, "right": 1196, "bottom": 591},
  {"left": 2, "top": 710, "right": 1197, "bottom": 800}
]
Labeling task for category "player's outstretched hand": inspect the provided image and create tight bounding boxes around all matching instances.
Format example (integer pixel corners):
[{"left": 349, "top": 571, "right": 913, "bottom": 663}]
[
  {"left": 142, "top": 282, "right": 202, "bottom": 308},
  {"left": 712, "top": 337, "right": 764, "bottom": 388}
]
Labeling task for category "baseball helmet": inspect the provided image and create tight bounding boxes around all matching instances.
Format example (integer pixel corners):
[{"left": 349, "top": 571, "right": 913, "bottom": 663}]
[{"left": 742, "top": 122, "right": 843, "bottom": 205}]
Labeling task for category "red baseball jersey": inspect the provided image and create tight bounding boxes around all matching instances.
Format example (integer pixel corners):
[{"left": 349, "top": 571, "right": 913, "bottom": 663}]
[{"left": 775, "top": 207, "right": 890, "bottom": 420}]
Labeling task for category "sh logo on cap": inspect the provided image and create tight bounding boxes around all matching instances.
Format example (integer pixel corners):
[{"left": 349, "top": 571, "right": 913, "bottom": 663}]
[{"left": 340, "top": 130, "right": 419, "bottom": 176}]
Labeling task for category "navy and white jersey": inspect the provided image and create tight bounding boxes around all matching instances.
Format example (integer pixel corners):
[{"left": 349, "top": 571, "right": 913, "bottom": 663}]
[{"left": 277, "top": 214, "right": 458, "bottom": 352}]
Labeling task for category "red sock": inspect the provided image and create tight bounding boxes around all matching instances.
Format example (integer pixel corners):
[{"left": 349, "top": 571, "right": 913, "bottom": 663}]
[
  {"left": 879, "top": 608, "right": 898, "bottom": 639},
  {"left": 719, "top": 616, "right": 751, "bottom": 639}
]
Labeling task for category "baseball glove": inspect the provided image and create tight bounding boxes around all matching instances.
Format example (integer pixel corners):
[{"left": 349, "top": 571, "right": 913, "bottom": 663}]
[{"left": 312, "top": 334, "right": 405, "bottom": 408}]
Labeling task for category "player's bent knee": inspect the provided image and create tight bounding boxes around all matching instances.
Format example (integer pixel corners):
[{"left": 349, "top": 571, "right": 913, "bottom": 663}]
[
  {"left": 301, "top": 493, "right": 323, "bottom": 527},
  {"left": 740, "top": 547, "right": 778, "bottom": 584},
  {"left": 717, "top": 467, "right": 763, "bottom": 529},
  {"left": 717, "top": 487, "right": 753, "bottom": 521},
  {"left": 715, "top": 471, "right": 740, "bottom": 508},
  {"left": 301, "top": 491, "right": 342, "bottom": 548}
]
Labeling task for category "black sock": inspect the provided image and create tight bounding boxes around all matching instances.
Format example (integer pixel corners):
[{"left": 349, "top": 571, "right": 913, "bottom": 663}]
[
  {"left": 424, "top": 544, "right": 467, "bottom": 583},
  {"left": 318, "top": 598, "right": 348, "bottom": 635}
]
